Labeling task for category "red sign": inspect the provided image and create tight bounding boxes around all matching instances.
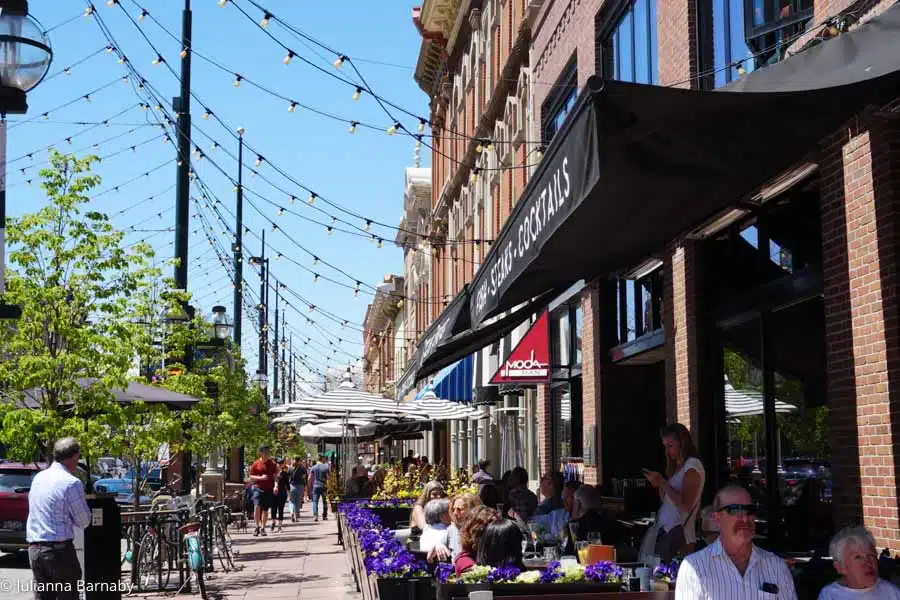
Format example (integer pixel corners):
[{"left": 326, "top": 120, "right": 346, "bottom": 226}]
[{"left": 490, "top": 310, "right": 551, "bottom": 384}]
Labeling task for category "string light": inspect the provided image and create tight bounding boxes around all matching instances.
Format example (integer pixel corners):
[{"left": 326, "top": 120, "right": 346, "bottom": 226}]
[
  {"left": 475, "top": 140, "right": 484, "bottom": 153},
  {"left": 308, "top": 193, "right": 316, "bottom": 205},
  {"left": 152, "top": 55, "right": 164, "bottom": 66},
  {"left": 277, "top": 207, "right": 284, "bottom": 216},
  {"left": 138, "top": 9, "right": 147, "bottom": 21},
  {"left": 469, "top": 168, "right": 480, "bottom": 183},
  {"left": 313, "top": 274, "right": 319, "bottom": 283},
  {"left": 271, "top": 222, "right": 278, "bottom": 232},
  {"left": 312, "top": 256, "right": 319, "bottom": 266},
  {"left": 107, "top": 0, "right": 117, "bottom": 7},
  {"left": 327, "top": 226, "right": 333, "bottom": 235},
  {"left": 180, "top": 48, "right": 188, "bottom": 59},
  {"left": 64, "top": 67, "right": 71, "bottom": 76},
  {"left": 288, "top": 102, "right": 296, "bottom": 112},
  {"left": 364, "top": 220, "right": 371, "bottom": 232},
  {"left": 211, "top": 142, "right": 219, "bottom": 151},
  {"left": 85, "top": 5, "right": 94, "bottom": 16},
  {"left": 387, "top": 122, "right": 400, "bottom": 136},
  {"left": 418, "top": 120, "right": 426, "bottom": 133},
  {"left": 737, "top": 64, "right": 747, "bottom": 77},
  {"left": 352, "top": 87, "right": 361, "bottom": 101},
  {"left": 333, "top": 54, "right": 346, "bottom": 69},
  {"left": 348, "top": 122, "right": 357, "bottom": 134},
  {"left": 276, "top": 253, "right": 283, "bottom": 261},
  {"left": 84, "top": 94, "right": 91, "bottom": 103},
  {"left": 377, "top": 238, "right": 383, "bottom": 249},
  {"left": 202, "top": 109, "right": 211, "bottom": 120},
  {"left": 255, "top": 155, "right": 264, "bottom": 168},
  {"left": 218, "top": 0, "right": 228, "bottom": 6},
  {"left": 289, "top": 195, "right": 296, "bottom": 205},
  {"left": 233, "top": 74, "right": 242, "bottom": 87},
  {"left": 415, "top": 136, "right": 422, "bottom": 149}
]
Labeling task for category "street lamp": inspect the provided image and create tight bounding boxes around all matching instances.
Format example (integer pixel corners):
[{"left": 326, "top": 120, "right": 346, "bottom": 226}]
[
  {"left": 252, "top": 369, "right": 268, "bottom": 391},
  {"left": 211, "top": 305, "right": 233, "bottom": 340},
  {"left": 0, "top": 0, "right": 52, "bottom": 319}
]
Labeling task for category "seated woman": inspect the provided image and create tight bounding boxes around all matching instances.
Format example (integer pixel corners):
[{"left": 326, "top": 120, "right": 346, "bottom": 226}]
[
  {"left": 427, "top": 492, "right": 482, "bottom": 563},
  {"left": 410, "top": 480, "right": 446, "bottom": 530},
  {"left": 454, "top": 506, "right": 500, "bottom": 575},
  {"left": 419, "top": 498, "right": 452, "bottom": 552},
  {"left": 536, "top": 472, "right": 565, "bottom": 515},
  {"left": 477, "top": 519, "right": 525, "bottom": 570}
]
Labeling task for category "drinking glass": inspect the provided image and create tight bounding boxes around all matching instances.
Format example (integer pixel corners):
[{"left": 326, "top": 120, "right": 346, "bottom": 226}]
[
  {"left": 587, "top": 532, "right": 603, "bottom": 545},
  {"left": 575, "top": 541, "right": 590, "bottom": 565},
  {"left": 543, "top": 545, "right": 561, "bottom": 561}
]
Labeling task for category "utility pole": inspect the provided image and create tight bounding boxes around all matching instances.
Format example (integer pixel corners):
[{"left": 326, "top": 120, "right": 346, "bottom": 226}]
[
  {"left": 273, "top": 284, "right": 279, "bottom": 404},
  {"left": 233, "top": 128, "right": 244, "bottom": 348},
  {"left": 173, "top": 0, "right": 192, "bottom": 293}
]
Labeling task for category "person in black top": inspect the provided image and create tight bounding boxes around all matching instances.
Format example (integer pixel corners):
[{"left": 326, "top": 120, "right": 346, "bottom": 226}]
[
  {"left": 288, "top": 457, "right": 307, "bottom": 522},
  {"left": 563, "top": 484, "right": 624, "bottom": 555},
  {"left": 271, "top": 458, "right": 291, "bottom": 532}
]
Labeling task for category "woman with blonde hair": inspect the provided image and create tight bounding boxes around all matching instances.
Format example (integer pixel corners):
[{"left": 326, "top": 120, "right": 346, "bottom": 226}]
[
  {"left": 642, "top": 422, "right": 705, "bottom": 562},
  {"left": 410, "top": 480, "right": 446, "bottom": 530},
  {"left": 427, "top": 492, "right": 482, "bottom": 563}
]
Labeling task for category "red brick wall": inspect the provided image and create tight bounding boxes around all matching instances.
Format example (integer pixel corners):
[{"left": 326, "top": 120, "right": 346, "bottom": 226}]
[
  {"left": 820, "top": 115, "right": 900, "bottom": 549},
  {"left": 657, "top": 0, "right": 699, "bottom": 88},
  {"left": 664, "top": 242, "right": 700, "bottom": 436},
  {"left": 581, "top": 281, "right": 603, "bottom": 486}
]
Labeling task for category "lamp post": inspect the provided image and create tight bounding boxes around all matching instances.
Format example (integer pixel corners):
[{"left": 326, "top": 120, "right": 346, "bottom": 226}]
[
  {"left": 232, "top": 127, "right": 244, "bottom": 347},
  {"left": 249, "top": 240, "right": 269, "bottom": 407},
  {"left": 0, "top": 0, "right": 52, "bottom": 319},
  {"left": 200, "top": 305, "right": 232, "bottom": 501}
]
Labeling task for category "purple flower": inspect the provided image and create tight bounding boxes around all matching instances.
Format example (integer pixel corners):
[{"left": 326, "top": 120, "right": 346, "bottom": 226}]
[
  {"left": 486, "top": 564, "right": 522, "bottom": 583},
  {"left": 653, "top": 560, "right": 679, "bottom": 582},
  {"left": 539, "top": 561, "right": 562, "bottom": 584},
  {"left": 584, "top": 560, "right": 624, "bottom": 583},
  {"left": 435, "top": 562, "right": 455, "bottom": 583}
]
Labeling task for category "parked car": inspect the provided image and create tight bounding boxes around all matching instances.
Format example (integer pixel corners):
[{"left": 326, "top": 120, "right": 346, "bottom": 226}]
[
  {"left": 93, "top": 478, "right": 151, "bottom": 506},
  {"left": 0, "top": 462, "right": 45, "bottom": 553}
]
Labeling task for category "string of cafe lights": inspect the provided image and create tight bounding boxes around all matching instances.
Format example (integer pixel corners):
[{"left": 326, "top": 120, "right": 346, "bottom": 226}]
[
  {"left": 95, "top": 1, "right": 517, "bottom": 246},
  {"left": 9, "top": 74, "right": 132, "bottom": 130},
  {"left": 82, "top": 6, "right": 479, "bottom": 336},
  {"left": 41, "top": 46, "right": 109, "bottom": 84}
]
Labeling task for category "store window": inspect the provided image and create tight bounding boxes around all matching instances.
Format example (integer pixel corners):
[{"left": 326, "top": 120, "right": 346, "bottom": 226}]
[
  {"left": 541, "top": 57, "right": 577, "bottom": 144},
  {"left": 550, "top": 300, "right": 584, "bottom": 471},
  {"left": 599, "top": 0, "right": 658, "bottom": 85},
  {"left": 713, "top": 0, "right": 756, "bottom": 86},
  {"left": 745, "top": 0, "right": 813, "bottom": 65},
  {"left": 615, "top": 267, "right": 663, "bottom": 345}
]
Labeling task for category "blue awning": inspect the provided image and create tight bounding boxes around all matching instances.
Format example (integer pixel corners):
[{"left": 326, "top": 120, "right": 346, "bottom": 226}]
[{"left": 415, "top": 355, "right": 473, "bottom": 403}]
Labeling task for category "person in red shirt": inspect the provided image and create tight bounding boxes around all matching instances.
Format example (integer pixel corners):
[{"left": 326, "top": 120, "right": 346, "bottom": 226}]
[{"left": 248, "top": 445, "right": 277, "bottom": 536}]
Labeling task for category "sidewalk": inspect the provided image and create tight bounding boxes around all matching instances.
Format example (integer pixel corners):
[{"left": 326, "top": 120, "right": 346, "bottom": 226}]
[{"left": 131, "top": 509, "right": 357, "bottom": 600}]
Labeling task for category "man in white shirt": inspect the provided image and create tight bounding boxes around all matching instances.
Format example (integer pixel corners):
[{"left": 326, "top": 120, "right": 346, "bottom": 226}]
[
  {"left": 26, "top": 437, "right": 92, "bottom": 600},
  {"left": 675, "top": 484, "right": 797, "bottom": 600},
  {"left": 818, "top": 526, "right": 900, "bottom": 599}
]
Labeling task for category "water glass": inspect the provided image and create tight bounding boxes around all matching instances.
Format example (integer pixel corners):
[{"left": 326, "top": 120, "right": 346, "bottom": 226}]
[
  {"left": 587, "top": 532, "right": 603, "bottom": 545},
  {"left": 543, "top": 545, "right": 561, "bottom": 561},
  {"left": 575, "top": 541, "right": 590, "bottom": 564}
]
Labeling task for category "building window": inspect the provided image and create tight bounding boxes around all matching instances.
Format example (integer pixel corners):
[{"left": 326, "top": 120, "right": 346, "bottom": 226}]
[
  {"left": 745, "top": 0, "right": 812, "bottom": 65},
  {"left": 714, "top": 0, "right": 756, "bottom": 86},
  {"left": 600, "top": 0, "right": 658, "bottom": 85},
  {"left": 541, "top": 57, "right": 577, "bottom": 144},
  {"left": 615, "top": 267, "right": 663, "bottom": 344}
]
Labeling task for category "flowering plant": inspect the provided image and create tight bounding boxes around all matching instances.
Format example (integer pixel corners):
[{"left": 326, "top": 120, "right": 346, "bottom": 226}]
[
  {"left": 485, "top": 564, "right": 522, "bottom": 583},
  {"left": 435, "top": 562, "right": 455, "bottom": 584},
  {"left": 344, "top": 503, "right": 427, "bottom": 578},
  {"left": 584, "top": 560, "right": 624, "bottom": 584},
  {"left": 653, "top": 560, "right": 679, "bottom": 583}
]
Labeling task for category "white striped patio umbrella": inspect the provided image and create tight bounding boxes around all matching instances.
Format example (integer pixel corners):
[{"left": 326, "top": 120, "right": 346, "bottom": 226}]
[
  {"left": 275, "top": 379, "right": 427, "bottom": 422},
  {"left": 408, "top": 388, "right": 487, "bottom": 420}
]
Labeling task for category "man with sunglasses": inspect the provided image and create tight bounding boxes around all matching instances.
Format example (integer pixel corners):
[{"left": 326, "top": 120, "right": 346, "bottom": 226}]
[{"left": 675, "top": 484, "right": 797, "bottom": 599}]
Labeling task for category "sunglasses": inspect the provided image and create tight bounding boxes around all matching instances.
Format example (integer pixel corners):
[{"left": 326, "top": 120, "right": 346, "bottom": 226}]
[{"left": 717, "top": 503, "right": 758, "bottom": 516}]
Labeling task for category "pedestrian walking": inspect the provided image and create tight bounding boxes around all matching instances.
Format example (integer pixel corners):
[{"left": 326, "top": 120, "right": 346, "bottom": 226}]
[
  {"left": 271, "top": 458, "right": 289, "bottom": 532},
  {"left": 288, "top": 457, "right": 307, "bottom": 522},
  {"left": 26, "top": 437, "right": 92, "bottom": 600},
  {"left": 307, "top": 453, "right": 330, "bottom": 522},
  {"left": 248, "top": 445, "right": 277, "bottom": 537}
]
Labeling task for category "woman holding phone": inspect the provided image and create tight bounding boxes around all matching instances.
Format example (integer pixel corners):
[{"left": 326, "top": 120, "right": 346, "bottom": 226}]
[{"left": 642, "top": 423, "right": 705, "bottom": 562}]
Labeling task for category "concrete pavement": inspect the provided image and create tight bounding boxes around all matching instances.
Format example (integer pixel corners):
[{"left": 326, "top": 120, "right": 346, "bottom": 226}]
[{"left": 0, "top": 509, "right": 357, "bottom": 600}]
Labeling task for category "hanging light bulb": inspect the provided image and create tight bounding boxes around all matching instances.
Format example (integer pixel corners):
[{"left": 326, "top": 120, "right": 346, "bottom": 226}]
[
  {"left": 348, "top": 122, "right": 358, "bottom": 134},
  {"left": 271, "top": 223, "right": 278, "bottom": 232},
  {"left": 354, "top": 287, "right": 359, "bottom": 297},
  {"left": 211, "top": 142, "right": 218, "bottom": 151},
  {"left": 475, "top": 140, "right": 484, "bottom": 153},
  {"left": 276, "top": 253, "right": 283, "bottom": 261},
  {"left": 352, "top": 87, "right": 362, "bottom": 101},
  {"left": 469, "top": 169, "right": 480, "bottom": 183},
  {"left": 288, "top": 102, "right": 296, "bottom": 112},
  {"left": 313, "top": 274, "right": 319, "bottom": 283},
  {"left": 118, "top": 55, "right": 125, "bottom": 64},
  {"left": 218, "top": 0, "right": 227, "bottom": 6},
  {"left": 233, "top": 74, "right": 242, "bottom": 87},
  {"left": 333, "top": 54, "right": 346, "bottom": 69},
  {"left": 283, "top": 51, "right": 295, "bottom": 65},
  {"left": 137, "top": 80, "right": 144, "bottom": 89},
  {"left": 255, "top": 155, "right": 263, "bottom": 168},
  {"left": 84, "top": 94, "right": 91, "bottom": 103},
  {"left": 377, "top": 238, "right": 383, "bottom": 249},
  {"left": 64, "top": 67, "right": 71, "bottom": 76},
  {"left": 277, "top": 207, "right": 284, "bottom": 216},
  {"left": 260, "top": 12, "right": 272, "bottom": 27},
  {"left": 327, "top": 226, "right": 334, "bottom": 235},
  {"left": 121, "top": 75, "right": 128, "bottom": 83},
  {"left": 180, "top": 48, "right": 188, "bottom": 59},
  {"left": 308, "top": 193, "right": 316, "bottom": 205},
  {"left": 415, "top": 136, "right": 422, "bottom": 149},
  {"left": 152, "top": 55, "right": 163, "bottom": 66},
  {"left": 312, "top": 256, "right": 319, "bottom": 266},
  {"left": 364, "top": 220, "right": 371, "bottom": 232},
  {"left": 736, "top": 64, "right": 746, "bottom": 77},
  {"left": 418, "top": 119, "right": 426, "bottom": 133},
  {"left": 387, "top": 122, "right": 400, "bottom": 136},
  {"left": 85, "top": 5, "right": 94, "bottom": 15},
  {"left": 138, "top": 9, "right": 147, "bottom": 21}
]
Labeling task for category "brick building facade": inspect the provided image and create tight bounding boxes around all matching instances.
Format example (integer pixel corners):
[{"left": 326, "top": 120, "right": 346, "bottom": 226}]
[{"left": 528, "top": 0, "right": 900, "bottom": 551}]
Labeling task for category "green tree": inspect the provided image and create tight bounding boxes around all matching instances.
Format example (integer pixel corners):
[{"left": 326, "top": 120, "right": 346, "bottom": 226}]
[{"left": 0, "top": 151, "right": 162, "bottom": 461}]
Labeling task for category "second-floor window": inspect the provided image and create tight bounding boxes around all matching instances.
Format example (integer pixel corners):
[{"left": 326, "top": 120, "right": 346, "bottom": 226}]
[
  {"left": 600, "top": 0, "right": 658, "bottom": 85},
  {"left": 745, "top": 0, "right": 813, "bottom": 65},
  {"left": 714, "top": 0, "right": 755, "bottom": 86},
  {"left": 541, "top": 57, "right": 577, "bottom": 144}
]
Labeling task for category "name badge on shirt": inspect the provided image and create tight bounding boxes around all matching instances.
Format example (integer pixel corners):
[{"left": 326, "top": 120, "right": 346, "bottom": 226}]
[{"left": 760, "top": 582, "right": 779, "bottom": 594}]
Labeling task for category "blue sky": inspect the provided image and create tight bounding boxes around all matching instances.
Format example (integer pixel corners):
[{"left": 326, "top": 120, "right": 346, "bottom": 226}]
[{"left": 11, "top": 1, "right": 428, "bottom": 387}]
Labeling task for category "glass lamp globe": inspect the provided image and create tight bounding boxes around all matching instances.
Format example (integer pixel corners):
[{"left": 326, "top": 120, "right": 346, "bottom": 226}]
[{"left": 0, "top": 4, "right": 52, "bottom": 113}]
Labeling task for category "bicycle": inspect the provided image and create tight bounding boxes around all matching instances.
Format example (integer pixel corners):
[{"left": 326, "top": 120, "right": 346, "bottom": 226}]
[
  {"left": 178, "top": 520, "right": 208, "bottom": 600},
  {"left": 134, "top": 505, "right": 189, "bottom": 592}
]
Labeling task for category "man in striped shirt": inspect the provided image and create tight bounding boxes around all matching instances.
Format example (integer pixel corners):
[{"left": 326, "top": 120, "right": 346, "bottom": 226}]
[{"left": 675, "top": 484, "right": 797, "bottom": 599}]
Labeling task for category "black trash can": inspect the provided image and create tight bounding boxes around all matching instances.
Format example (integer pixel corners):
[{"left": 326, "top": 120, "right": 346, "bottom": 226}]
[{"left": 83, "top": 494, "right": 122, "bottom": 600}]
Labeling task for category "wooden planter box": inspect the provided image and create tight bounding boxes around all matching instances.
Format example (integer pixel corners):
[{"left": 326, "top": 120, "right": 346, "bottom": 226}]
[
  {"left": 376, "top": 577, "right": 435, "bottom": 600},
  {"left": 369, "top": 506, "right": 412, "bottom": 529},
  {"left": 436, "top": 582, "right": 622, "bottom": 600}
]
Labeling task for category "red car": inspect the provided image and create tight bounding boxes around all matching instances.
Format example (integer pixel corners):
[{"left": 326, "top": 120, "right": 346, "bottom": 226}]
[{"left": 0, "top": 462, "right": 46, "bottom": 553}]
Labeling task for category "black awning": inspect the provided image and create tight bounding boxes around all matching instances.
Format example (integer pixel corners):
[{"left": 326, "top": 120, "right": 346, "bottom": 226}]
[{"left": 467, "top": 2, "right": 900, "bottom": 327}]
